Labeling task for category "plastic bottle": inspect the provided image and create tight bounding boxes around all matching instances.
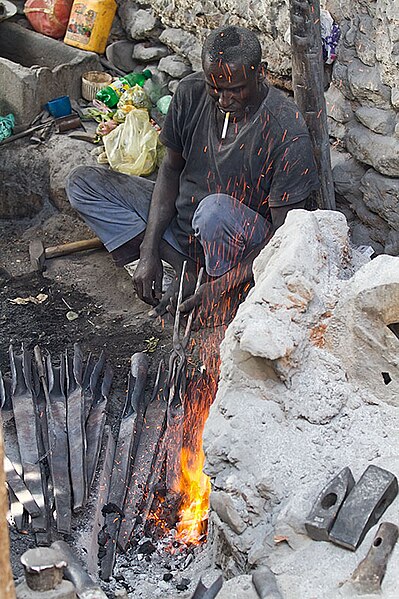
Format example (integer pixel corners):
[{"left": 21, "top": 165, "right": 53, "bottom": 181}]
[
  {"left": 64, "top": 0, "right": 117, "bottom": 54},
  {"left": 95, "top": 70, "right": 153, "bottom": 108}
]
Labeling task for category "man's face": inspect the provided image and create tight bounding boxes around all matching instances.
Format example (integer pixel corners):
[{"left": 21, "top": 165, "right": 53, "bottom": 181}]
[{"left": 203, "top": 57, "right": 261, "bottom": 121}]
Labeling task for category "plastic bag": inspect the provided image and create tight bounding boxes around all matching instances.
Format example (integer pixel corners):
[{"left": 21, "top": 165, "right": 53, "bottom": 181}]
[
  {"left": 114, "top": 85, "right": 151, "bottom": 123},
  {"left": 103, "top": 108, "right": 162, "bottom": 176},
  {"left": 0, "top": 113, "right": 15, "bottom": 142},
  {"left": 24, "top": 0, "right": 73, "bottom": 39}
]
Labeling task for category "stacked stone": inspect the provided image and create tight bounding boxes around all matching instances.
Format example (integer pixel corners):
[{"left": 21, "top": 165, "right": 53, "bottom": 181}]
[{"left": 325, "top": 0, "right": 399, "bottom": 255}]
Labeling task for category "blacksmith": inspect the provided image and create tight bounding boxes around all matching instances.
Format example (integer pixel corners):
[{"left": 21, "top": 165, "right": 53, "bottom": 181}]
[{"left": 67, "top": 25, "right": 319, "bottom": 320}]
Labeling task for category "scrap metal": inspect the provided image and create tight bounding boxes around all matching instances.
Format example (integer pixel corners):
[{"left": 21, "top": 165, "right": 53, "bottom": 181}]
[
  {"left": 330, "top": 465, "right": 398, "bottom": 550},
  {"left": 305, "top": 467, "right": 355, "bottom": 541},
  {"left": 350, "top": 522, "right": 399, "bottom": 593}
]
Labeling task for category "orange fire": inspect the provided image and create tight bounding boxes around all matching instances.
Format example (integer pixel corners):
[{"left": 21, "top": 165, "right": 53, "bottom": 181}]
[{"left": 174, "top": 329, "right": 224, "bottom": 545}]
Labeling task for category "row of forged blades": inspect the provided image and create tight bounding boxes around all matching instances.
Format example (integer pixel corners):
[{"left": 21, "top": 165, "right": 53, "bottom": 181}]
[
  {"left": 0, "top": 344, "right": 112, "bottom": 540},
  {"left": 99, "top": 351, "right": 150, "bottom": 581}
]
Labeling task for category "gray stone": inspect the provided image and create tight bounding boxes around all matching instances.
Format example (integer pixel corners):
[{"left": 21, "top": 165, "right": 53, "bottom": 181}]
[
  {"left": 129, "top": 8, "right": 161, "bottom": 40},
  {"left": 133, "top": 42, "right": 169, "bottom": 62},
  {"left": 385, "top": 228, "right": 399, "bottom": 256},
  {"left": 392, "top": 86, "right": 399, "bottom": 109},
  {"left": 0, "top": 22, "right": 100, "bottom": 125},
  {"left": 355, "top": 16, "right": 376, "bottom": 66},
  {"left": 347, "top": 59, "right": 391, "bottom": 108},
  {"left": 210, "top": 491, "right": 247, "bottom": 535},
  {"left": 216, "top": 575, "right": 258, "bottom": 599},
  {"left": 105, "top": 41, "right": 136, "bottom": 73},
  {"left": 159, "top": 27, "right": 203, "bottom": 71},
  {"left": 327, "top": 118, "right": 347, "bottom": 142},
  {"left": 360, "top": 168, "right": 399, "bottom": 230},
  {"left": 168, "top": 79, "right": 180, "bottom": 94},
  {"left": 355, "top": 106, "right": 395, "bottom": 135},
  {"left": 346, "top": 123, "right": 399, "bottom": 177},
  {"left": 158, "top": 55, "right": 192, "bottom": 79},
  {"left": 332, "top": 155, "right": 367, "bottom": 201},
  {"left": 325, "top": 84, "right": 353, "bottom": 123}
]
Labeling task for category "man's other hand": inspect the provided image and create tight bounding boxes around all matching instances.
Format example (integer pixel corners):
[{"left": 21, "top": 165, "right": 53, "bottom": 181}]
[{"left": 133, "top": 253, "right": 163, "bottom": 306}]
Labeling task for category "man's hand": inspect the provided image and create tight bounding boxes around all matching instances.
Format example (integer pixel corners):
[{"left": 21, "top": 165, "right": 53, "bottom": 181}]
[
  {"left": 179, "top": 280, "right": 224, "bottom": 326},
  {"left": 133, "top": 252, "right": 163, "bottom": 306}
]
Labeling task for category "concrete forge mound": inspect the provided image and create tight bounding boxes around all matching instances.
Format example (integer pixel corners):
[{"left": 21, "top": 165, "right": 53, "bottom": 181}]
[{"left": 203, "top": 209, "right": 399, "bottom": 598}]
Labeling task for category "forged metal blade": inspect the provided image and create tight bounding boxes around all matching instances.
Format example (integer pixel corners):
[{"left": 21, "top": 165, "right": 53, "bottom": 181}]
[
  {"left": 99, "top": 353, "right": 148, "bottom": 580},
  {"left": 118, "top": 362, "right": 168, "bottom": 551},
  {"left": 9, "top": 345, "right": 45, "bottom": 526},
  {"left": 47, "top": 352, "right": 72, "bottom": 534},
  {"left": 191, "top": 576, "right": 223, "bottom": 599},
  {"left": 86, "top": 363, "right": 113, "bottom": 492},
  {"left": 84, "top": 351, "right": 106, "bottom": 421},
  {"left": 4, "top": 455, "right": 41, "bottom": 517},
  {"left": 66, "top": 344, "right": 86, "bottom": 511}
]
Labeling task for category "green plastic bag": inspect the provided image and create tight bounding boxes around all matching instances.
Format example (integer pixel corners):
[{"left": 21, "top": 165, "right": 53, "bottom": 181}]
[
  {"left": 103, "top": 108, "right": 162, "bottom": 176},
  {"left": 0, "top": 113, "right": 15, "bottom": 142}
]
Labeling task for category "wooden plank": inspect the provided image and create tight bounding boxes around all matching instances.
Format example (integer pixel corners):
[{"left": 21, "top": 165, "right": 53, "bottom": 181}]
[
  {"left": 289, "top": 0, "right": 336, "bottom": 210},
  {"left": 0, "top": 425, "right": 16, "bottom": 599}
]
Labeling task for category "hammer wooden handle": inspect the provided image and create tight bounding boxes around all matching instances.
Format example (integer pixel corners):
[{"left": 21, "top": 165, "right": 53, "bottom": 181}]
[{"left": 45, "top": 238, "right": 103, "bottom": 259}]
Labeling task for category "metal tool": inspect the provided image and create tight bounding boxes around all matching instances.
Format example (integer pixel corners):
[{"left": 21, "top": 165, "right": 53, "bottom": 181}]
[
  {"left": 190, "top": 576, "right": 223, "bottom": 599},
  {"left": 46, "top": 351, "right": 72, "bottom": 534},
  {"left": 52, "top": 540, "right": 108, "bottom": 599},
  {"left": 29, "top": 237, "right": 103, "bottom": 272},
  {"left": 252, "top": 567, "right": 283, "bottom": 599},
  {"left": 165, "top": 263, "right": 204, "bottom": 492},
  {"left": 330, "top": 465, "right": 398, "bottom": 550},
  {"left": 66, "top": 344, "right": 86, "bottom": 511},
  {"left": 305, "top": 467, "right": 355, "bottom": 541},
  {"left": 351, "top": 522, "right": 398, "bottom": 593},
  {"left": 99, "top": 352, "right": 148, "bottom": 581}
]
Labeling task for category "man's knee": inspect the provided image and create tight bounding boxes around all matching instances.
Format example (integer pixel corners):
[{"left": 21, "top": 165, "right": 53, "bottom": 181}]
[
  {"left": 193, "top": 194, "right": 234, "bottom": 239},
  {"left": 66, "top": 166, "right": 102, "bottom": 211}
]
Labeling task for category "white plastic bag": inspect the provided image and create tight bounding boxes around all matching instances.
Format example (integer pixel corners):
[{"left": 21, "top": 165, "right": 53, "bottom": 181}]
[{"left": 103, "top": 108, "right": 161, "bottom": 176}]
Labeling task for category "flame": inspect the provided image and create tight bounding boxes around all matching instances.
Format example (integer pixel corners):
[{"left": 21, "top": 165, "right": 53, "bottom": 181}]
[{"left": 174, "top": 329, "right": 225, "bottom": 546}]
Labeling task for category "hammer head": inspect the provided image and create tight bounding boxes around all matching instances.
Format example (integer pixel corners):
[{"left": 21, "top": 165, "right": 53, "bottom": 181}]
[{"left": 29, "top": 239, "right": 46, "bottom": 272}]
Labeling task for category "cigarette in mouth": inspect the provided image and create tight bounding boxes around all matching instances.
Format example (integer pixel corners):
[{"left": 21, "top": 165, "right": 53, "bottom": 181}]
[{"left": 221, "top": 111, "right": 230, "bottom": 139}]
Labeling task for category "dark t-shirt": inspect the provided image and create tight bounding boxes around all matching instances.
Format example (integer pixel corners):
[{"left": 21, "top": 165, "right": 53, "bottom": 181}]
[{"left": 160, "top": 72, "right": 319, "bottom": 251}]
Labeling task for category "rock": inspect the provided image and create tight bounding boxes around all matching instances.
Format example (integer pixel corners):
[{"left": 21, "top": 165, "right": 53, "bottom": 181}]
[
  {"left": 327, "top": 118, "right": 347, "bottom": 142},
  {"left": 168, "top": 79, "right": 180, "bottom": 94},
  {"left": 346, "top": 123, "right": 399, "bottom": 177},
  {"left": 105, "top": 40, "right": 136, "bottom": 73},
  {"left": 210, "top": 491, "right": 247, "bottom": 535},
  {"left": 391, "top": 86, "right": 399, "bottom": 109},
  {"left": 347, "top": 59, "right": 391, "bottom": 108},
  {"left": 354, "top": 16, "right": 376, "bottom": 66},
  {"left": 133, "top": 42, "right": 169, "bottom": 62},
  {"left": 158, "top": 55, "right": 192, "bottom": 79},
  {"left": 128, "top": 8, "right": 162, "bottom": 40},
  {"left": 203, "top": 210, "right": 399, "bottom": 596},
  {"left": 359, "top": 168, "right": 399, "bottom": 230},
  {"left": 355, "top": 106, "right": 395, "bottom": 135},
  {"left": 159, "top": 27, "right": 202, "bottom": 71},
  {"left": 332, "top": 155, "right": 367, "bottom": 202},
  {"left": 325, "top": 84, "right": 353, "bottom": 123},
  {"left": 216, "top": 575, "right": 258, "bottom": 599}
]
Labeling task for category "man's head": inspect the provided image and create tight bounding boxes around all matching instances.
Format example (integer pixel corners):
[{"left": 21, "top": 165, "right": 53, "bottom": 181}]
[{"left": 202, "top": 26, "right": 265, "bottom": 120}]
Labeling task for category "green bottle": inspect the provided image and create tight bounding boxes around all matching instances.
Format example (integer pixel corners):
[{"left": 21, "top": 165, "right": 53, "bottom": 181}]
[{"left": 95, "top": 69, "right": 152, "bottom": 108}]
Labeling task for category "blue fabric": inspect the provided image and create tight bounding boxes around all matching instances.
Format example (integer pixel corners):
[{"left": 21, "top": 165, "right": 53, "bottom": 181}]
[{"left": 67, "top": 167, "right": 271, "bottom": 277}]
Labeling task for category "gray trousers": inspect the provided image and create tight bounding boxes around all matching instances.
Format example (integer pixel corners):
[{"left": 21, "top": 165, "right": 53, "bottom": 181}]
[{"left": 66, "top": 166, "right": 271, "bottom": 277}]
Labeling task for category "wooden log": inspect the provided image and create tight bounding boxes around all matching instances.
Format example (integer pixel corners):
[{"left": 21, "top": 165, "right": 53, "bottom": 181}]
[
  {"left": 0, "top": 425, "right": 17, "bottom": 598},
  {"left": 289, "top": 0, "right": 336, "bottom": 210}
]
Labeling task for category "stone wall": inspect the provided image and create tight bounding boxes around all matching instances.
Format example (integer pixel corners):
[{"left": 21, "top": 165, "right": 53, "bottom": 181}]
[
  {"left": 203, "top": 209, "right": 399, "bottom": 597},
  {"left": 117, "top": 0, "right": 398, "bottom": 255}
]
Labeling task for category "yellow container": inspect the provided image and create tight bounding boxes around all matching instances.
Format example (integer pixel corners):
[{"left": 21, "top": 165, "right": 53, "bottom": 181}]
[{"left": 64, "top": 0, "right": 117, "bottom": 54}]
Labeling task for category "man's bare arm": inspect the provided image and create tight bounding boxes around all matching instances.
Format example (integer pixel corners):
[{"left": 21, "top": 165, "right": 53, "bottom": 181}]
[{"left": 133, "top": 147, "right": 185, "bottom": 305}]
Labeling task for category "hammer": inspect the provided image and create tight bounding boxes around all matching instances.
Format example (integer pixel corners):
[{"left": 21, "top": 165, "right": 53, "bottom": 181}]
[{"left": 29, "top": 237, "right": 103, "bottom": 272}]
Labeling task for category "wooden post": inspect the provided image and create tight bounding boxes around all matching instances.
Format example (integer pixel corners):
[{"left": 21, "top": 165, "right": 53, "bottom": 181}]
[
  {"left": 289, "top": 0, "right": 336, "bottom": 210},
  {"left": 0, "top": 426, "right": 16, "bottom": 599}
]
